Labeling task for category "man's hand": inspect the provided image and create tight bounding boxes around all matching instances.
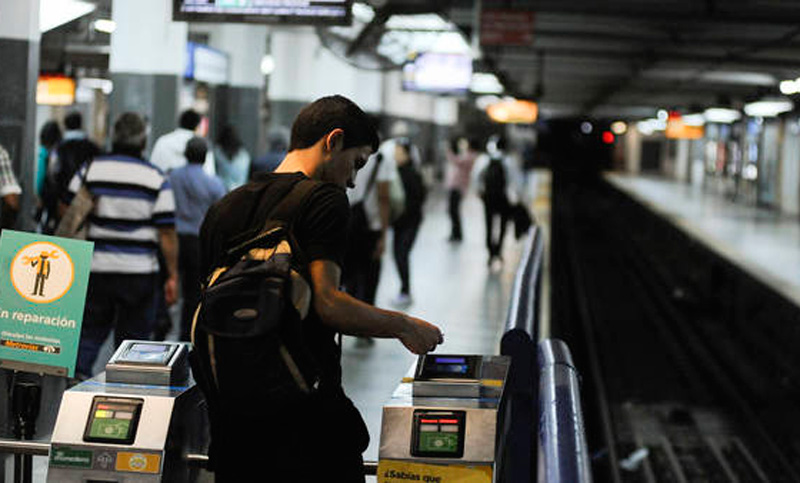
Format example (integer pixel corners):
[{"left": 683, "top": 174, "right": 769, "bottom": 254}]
[
  {"left": 398, "top": 315, "right": 444, "bottom": 355},
  {"left": 164, "top": 275, "right": 178, "bottom": 306}
]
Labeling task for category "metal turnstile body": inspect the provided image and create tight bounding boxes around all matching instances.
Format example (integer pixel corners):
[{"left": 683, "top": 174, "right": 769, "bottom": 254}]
[
  {"left": 378, "top": 354, "right": 510, "bottom": 483},
  {"left": 47, "top": 340, "right": 207, "bottom": 483}
]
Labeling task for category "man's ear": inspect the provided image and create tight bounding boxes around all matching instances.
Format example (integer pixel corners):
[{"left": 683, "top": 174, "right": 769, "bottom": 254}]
[{"left": 324, "top": 128, "right": 345, "bottom": 153}]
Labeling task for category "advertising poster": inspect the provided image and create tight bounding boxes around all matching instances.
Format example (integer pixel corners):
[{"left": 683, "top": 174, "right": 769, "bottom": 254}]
[{"left": 0, "top": 230, "right": 93, "bottom": 377}]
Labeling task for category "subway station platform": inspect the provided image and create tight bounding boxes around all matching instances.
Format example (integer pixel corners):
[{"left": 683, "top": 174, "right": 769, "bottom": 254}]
[
  {"left": 606, "top": 173, "right": 800, "bottom": 309},
  {"left": 2, "top": 171, "right": 551, "bottom": 482}
]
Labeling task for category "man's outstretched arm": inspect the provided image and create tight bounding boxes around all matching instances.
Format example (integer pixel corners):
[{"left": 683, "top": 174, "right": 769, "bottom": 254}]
[{"left": 309, "top": 259, "right": 443, "bottom": 355}]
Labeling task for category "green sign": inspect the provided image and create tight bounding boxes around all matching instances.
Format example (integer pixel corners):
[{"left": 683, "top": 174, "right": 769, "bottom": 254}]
[
  {"left": 50, "top": 446, "right": 93, "bottom": 469},
  {"left": 419, "top": 431, "right": 460, "bottom": 453},
  {"left": 0, "top": 230, "right": 93, "bottom": 377}
]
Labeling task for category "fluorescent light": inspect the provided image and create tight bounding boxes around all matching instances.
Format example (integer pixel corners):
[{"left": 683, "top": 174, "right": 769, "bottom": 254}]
[
  {"left": 470, "top": 72, "right": 503, "bottom": 94},
  {"left": 682, "top": 114, "right": 705, "bottom": 126},
  {"left": 611, "top": 121, "right": 627, "bottom": 135},
  {"left": 352, "top": 2, "right": 375, "bottom": 23},
  {"left": 93, "top": 19, "right": 116, "bottom": 34},
  {"left": 780, "top": 80, "right": 799, "bottom": 95},
  {"left": 744, "top": 98, "right": 794, "bottom": 117},
  {"left": 386, "top": 14, "right": 453, "bottom": 32},
  {"left": 78, "top": 77, "right": 112, "bottom": 94},
  {"left": 636, "top": 118, "right": 666, "bottom": 135},
  {"left": 260, "top": 55, "right": 275, "bottom": 76},
  {"left": 40, "top": 0, "right": 95, "bottom": 33},
  {"left": 703, "top": 107, "right": 741, "bottom": 124},
  {"left": 475, "top": 95, "right": 501, "bottom": 110}
]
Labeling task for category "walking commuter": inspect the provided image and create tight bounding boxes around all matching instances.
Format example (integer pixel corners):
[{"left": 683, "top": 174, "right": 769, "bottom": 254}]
[
  {"left": 250, "top": 128, "right": 288, "bottom": 177},
  {"left": 193, "top": 95, "right": 443, "bottom": 482},
  {"left": 36, "top": 120, "right": 62, "bottom": 232},
  {"left": 151, "top": 109, "right": 215, "bottom": 174},
  {"left": 444, "top": 135, "right": 477, "bottom": 242},
  {"left": 473, "top": 134, "right": 520, "bottom": 267},
  {"left": 0, "top": 143, "right": 22, "bottom": 230},
  {"left": 67, "top": 113, "right": 178, "bottom": 378},
  {"left": 214, "top": 124, "right": 251, "bottom": 191},
  {"left": 169, "top": 137, "right": 225, "bottom": 341},
  {"left": 392, "top": 139, "right": 427, "bottom": 307},
  {"left": 343, "top": 136, "right": 398, "bottom": 307},
  {"left": 44, "top": 112, "right": 100, "bottom": 233}
]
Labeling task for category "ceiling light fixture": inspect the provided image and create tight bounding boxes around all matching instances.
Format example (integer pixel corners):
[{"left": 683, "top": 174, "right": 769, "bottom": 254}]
[
  {"left": 703, "top": 107, "right": 742, "bottom": 124},
  {"left": 93, "top": 19, "right": 116, "bottom": 34},
  {"left": 744, "top": 98, "right": 794, "bottom": 117}
]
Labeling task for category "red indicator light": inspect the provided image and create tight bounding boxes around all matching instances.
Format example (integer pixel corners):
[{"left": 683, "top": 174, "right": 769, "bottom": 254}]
[
  {"left": 438, "top": 419, "right": 459, "bottom": 424},
  {"left": 420, "top": 419, "right": 439, "bottom": 424},
  {"left": 602, "top": 131, "right": 615, "bottom": 144},
  {"left": 97, "top": 404, "right": 110, "bottom": 409}
]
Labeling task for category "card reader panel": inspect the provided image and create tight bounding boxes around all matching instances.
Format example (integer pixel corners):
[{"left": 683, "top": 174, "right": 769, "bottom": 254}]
[
  {"left": 415, "top": 355, "right": 481, "bottom": 381},
  {"left": 83, "top": 396, "right": 144, "bottom": 445},
  {"left": 118, "top": 342, "right": 176, "bottom": 366},
  {"left": 410, "top": 410, "right": 466, "bottom": 458}
]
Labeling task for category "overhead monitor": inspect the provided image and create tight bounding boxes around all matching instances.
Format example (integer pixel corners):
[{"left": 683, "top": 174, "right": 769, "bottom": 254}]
[
  {"left": 402, "top": 52, "right": 473, "bottom": 95},
  {"left": 173, "top": 0, "right": 352, "bottom": 26}
]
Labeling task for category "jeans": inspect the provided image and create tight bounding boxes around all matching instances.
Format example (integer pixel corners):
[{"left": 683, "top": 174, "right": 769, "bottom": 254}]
[
  {"left": 343, "top": 229, "right": 382, "bottom": 305},
  {"left": 393, "top": 214, "right": 421, "bottom": 295},
  {"left": 483, "top": 200, "right": 509, "bottom": 259},
  {"left": 76, "top": 272, "right": 158, "bottom": 377}
]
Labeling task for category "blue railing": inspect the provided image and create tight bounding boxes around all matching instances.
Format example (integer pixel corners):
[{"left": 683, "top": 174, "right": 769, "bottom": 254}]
[{"left": 499, "top": 225, "right": 591, "bottom": 483}]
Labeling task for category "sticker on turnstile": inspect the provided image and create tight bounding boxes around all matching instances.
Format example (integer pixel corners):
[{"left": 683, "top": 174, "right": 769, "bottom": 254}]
[
  {"left": 411, "top": 410, "right": 466, "bottom": 458},
  {"left": 50, "top": 446, "right": 93, "bottom": 468},
  {"left": 378, "top": 459, "right": 492, "bottom": 483},
  {"left": 116, "top": 451, "right": 161, "bottom": 474},
  {"left": 83, "top": 396, "right": 143, "bottom": 445}
]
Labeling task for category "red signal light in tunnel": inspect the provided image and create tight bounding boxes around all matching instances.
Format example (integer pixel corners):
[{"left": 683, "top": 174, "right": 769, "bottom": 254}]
[{"left": 602, "top": 131, "right": 615, "bottom": 144}]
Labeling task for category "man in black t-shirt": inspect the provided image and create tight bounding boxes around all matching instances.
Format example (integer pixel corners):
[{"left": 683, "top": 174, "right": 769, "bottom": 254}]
[{"left": 195, "top": 96, "right": 443, "bottom": 482}]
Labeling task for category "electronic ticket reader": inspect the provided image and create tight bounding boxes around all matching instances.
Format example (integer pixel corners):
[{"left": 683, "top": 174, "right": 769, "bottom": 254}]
[
  {"left": 378, "top": 354, "right": 510, "bottom": 483},
  {"left": 47, "top": 340, "right": 208, "bottom": 483}
]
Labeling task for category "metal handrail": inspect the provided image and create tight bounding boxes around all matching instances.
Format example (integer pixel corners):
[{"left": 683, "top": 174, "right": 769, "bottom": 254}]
[
  {"left": 538, "top": 339, "right": 592, "bottom": 483},
  {"left": 0, "top": 439, "right": 49, "bottom": 456}
]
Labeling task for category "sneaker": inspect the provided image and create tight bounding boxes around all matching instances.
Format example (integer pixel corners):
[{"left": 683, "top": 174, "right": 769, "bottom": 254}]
[{"left": 391, "top": 293, "right": 413, "bottom": 307}]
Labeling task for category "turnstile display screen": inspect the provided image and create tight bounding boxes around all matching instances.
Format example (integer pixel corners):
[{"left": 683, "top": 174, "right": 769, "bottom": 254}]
[
  {"left": 416, "top": 355, "right": 480, "bottom": 380},
  {"left": 120, "top": 342, "right": 175, "bottom": 365},
  {"left": 83, "top": 396, "right": 143, "bottom": 445},
  {"left": 411, "top": 410, "right": 466, "bottom": 458}
]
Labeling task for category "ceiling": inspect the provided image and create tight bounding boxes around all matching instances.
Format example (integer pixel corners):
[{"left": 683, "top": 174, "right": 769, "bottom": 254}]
[
  {"left": 39, "top": 0, "right": 800, "bottom": 120},
  {"left": 443, "top": 0, "right": 800, "bottom": 119}
]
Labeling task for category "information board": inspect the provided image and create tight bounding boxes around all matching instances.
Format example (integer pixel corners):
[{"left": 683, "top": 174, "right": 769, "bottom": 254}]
[
  {"left": 0, "top": 231, "right": 93, "bottom": 377},
  {"left": 173, "top": 0, "right": 352, "bottom": 26}
]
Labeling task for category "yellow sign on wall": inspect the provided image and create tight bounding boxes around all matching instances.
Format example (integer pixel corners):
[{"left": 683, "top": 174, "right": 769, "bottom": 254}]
[{"left": 378, "top": 459, "right": 492, "bottom": 483}]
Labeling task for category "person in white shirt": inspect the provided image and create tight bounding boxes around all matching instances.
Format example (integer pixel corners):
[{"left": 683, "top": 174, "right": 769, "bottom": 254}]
[
  {"left": 343, "top": 136, "right": 400, "bottom": 308},
  {"left": 150, "top": 110, "right": 215, "bottom": 175}
]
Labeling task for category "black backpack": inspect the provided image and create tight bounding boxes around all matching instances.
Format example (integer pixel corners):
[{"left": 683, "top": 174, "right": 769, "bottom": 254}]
[
  {"left": 483, "top": 155, "right": 507, "bottom": 206},
  {"left": 191, "top": 179, "right": 320, "bottom": 406}
]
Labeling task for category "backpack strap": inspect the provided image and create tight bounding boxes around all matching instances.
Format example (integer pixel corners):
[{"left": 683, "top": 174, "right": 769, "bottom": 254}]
[{"left": 265, "top": 177, "right": 317, "bottom": 227}]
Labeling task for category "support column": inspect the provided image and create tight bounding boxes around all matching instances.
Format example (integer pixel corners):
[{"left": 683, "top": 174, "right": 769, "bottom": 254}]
[
  {"left": 0, "top": 0, "right": 40, "bottom": 231},
  {"left": 109, "top": 0, "right": 187, "bottom": 151},
  {"left": 208, "top": 24, "right": 268, "bottom": 157}
]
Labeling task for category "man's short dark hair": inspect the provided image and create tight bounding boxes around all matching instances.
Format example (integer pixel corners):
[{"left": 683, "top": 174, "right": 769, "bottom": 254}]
[
  {"left": 179, "top": 110, "right": 202, "bottom": 131},
  {"left": 184, "top": 137, "right": 208, "bottom": 165},
  {"left": 112, "top": 112, "right": 147, "bottom": 152},
  {"left": 65, "top": 111, "right": 82, "bottom": 130},
  {"left": 289, "top": 95, "right": 379, "bottom": 153}
]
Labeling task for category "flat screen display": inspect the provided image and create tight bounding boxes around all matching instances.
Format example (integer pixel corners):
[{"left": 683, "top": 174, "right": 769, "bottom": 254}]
[
  {"left": 416, "top": 354, "right": 480, "bottom": 380},
  {"left": 121, "top": 343, "right": 174, "bottom": 365},
  {"left": 402, "top": 52, "right": 472, "bottom": 95},
  {"left": 84, "top": 397, "right": 143, "bottom": 445},
  {"left": 411, "top": 410, "right": 466, "bottom": 458},
  {"left": 173, "top": 0, "right": 352, "bottom": 26}
]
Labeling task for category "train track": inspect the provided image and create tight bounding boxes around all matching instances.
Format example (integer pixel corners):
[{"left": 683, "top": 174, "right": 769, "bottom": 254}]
[{"left": 551, "top": 175, "right": 800, "bottom": 482}]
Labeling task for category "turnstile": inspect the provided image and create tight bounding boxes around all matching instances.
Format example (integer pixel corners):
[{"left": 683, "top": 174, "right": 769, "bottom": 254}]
[
  {"left": 46, "top": 340, "right": 208, "bottom": 482},
  {"left": 378, "top": 354, "right": 510, "bottom": 483}
]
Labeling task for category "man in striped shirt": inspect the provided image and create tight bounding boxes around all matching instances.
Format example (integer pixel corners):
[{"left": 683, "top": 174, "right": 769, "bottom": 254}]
[{"left": 63, "top": 112, "right": 178, "bottom": 378}]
